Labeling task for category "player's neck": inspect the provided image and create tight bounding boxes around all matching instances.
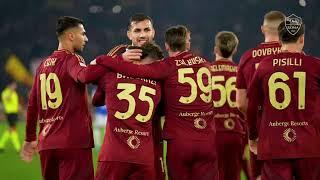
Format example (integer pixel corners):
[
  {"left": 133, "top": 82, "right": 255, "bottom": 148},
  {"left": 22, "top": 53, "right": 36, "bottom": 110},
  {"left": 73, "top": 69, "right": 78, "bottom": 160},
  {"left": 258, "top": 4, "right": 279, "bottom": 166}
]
[
  {"left": 58, "top": 43, "right": 74, "bottom": 53},
  {"left": 281, "top": 44, "right": 303, "bottom": 53},
  {"left": 168, "top": 51, "right": 183, "bottom": 57},
  {"left": 215, "top": 54, "right": 232, "bottom": 62},
  {"left": 264, "top": 35, "right": 279, "bottom": 43}
]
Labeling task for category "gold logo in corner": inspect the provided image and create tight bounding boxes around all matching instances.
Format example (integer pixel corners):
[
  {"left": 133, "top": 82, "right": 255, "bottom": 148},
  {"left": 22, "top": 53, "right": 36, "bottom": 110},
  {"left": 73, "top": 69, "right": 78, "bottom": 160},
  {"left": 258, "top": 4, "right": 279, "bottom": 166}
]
[
  {"left": 283, "top": 128, "right": 296, "bottom": 143},
  {"left": 194, "top": 118, "right": 207, "bottom": 129},
  {"left": 127, "top": 135, "right": 140, "bottom": 149}
]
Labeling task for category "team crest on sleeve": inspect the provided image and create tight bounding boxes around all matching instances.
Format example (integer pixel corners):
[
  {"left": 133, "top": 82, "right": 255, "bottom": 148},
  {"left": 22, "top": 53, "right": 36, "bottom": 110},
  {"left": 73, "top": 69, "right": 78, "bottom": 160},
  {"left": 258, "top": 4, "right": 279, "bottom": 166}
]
[{"left": 285, "top": 14, "right": 302, "bottom": 36}]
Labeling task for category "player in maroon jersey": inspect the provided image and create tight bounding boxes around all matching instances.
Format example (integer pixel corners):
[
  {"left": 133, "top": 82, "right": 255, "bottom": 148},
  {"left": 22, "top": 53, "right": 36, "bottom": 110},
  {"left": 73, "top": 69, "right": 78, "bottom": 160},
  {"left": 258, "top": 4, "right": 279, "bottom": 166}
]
[
  {"left": 247, "top": 17, "right": 320, "bottom": 180},
  {"left": 236, "top": 11, "right": 285, "bottom": 179},
  {"left": 87, "top": 42, "right": 163, "bottom": 180},
  {"left": 20, "top": 16, "right": 94, "bottom": 180},
  {"left": 104, "top": 14, "right": 165, "bottom": 180},
  {"left": 95, "top": 25, "right": 218, "bottom": 180},
  {"left": 211, "top": 31, "right": 246, "bottom": 180}
]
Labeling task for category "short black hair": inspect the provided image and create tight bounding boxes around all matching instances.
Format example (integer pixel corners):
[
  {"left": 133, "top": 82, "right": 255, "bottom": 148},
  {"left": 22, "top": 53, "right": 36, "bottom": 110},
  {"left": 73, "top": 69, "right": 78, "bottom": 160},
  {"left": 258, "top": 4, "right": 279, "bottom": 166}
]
[
  {"left": 165, "top": 25, "right": 189, "bottom": 52},
  {"left": 56, "top": 16, "right": 84, "bottom": 37},
  {"left": 128, "top": 14, "right": 153, "bottom": 30},
  {"left": 140, "top": 42, "right": 164, "bottom": 60},
  {"left": 278, "top": 20, "right": 305, "bottom": 43}
]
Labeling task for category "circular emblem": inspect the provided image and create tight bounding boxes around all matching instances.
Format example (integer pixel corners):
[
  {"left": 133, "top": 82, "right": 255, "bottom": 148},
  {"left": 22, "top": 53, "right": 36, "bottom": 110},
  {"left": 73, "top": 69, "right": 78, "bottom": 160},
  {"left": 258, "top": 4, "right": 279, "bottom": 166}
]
[
  {"left": 283, "top": 128, "right": 297, "bottom": 143},
  {"left": 194, "top": 118, "right": 207, "bottom": 129},
  {"left": 127, "top": 135, "right": 140, "bottom": 149},
  {"left": 224, "top": 118, "right": 235, "bottom": 130}
]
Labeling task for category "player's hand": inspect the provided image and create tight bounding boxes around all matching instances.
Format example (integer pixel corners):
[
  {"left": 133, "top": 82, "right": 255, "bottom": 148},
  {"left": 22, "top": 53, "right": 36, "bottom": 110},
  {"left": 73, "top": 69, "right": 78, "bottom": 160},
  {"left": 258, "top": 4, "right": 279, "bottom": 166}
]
[
  {"left": 249, "top": 139, "right": 258, "bottom": 155},
  {"left": 122, "top": 49, "right": 142, "bottom": 62},
  {"left": 21, "top": 141, "right": 37, "bottom": 163}
]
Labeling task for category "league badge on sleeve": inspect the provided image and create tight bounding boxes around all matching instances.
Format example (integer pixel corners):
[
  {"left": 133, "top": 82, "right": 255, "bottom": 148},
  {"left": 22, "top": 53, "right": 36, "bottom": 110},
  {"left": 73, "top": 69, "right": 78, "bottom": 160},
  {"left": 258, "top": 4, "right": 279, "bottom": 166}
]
[{"left": 285, "top": 14, "right": 302, "bottom": 36}]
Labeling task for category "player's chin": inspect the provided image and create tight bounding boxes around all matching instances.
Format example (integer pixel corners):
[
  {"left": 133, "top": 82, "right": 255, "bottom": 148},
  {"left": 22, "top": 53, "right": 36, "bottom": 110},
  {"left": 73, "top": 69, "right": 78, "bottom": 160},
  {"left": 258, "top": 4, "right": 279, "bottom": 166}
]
[
  {"left": 75, "top": 46, "right": 84, "bottom": 53},
  {"left": 137, "top": 40, "right": 148, "bottom": 46}
]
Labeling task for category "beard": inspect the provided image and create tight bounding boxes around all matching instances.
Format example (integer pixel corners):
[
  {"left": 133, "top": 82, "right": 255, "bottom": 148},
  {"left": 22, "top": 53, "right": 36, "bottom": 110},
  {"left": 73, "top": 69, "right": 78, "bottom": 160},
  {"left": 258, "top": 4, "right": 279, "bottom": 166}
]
[{"left": 74, "top": 44, "right": 84, "bottom": 54}]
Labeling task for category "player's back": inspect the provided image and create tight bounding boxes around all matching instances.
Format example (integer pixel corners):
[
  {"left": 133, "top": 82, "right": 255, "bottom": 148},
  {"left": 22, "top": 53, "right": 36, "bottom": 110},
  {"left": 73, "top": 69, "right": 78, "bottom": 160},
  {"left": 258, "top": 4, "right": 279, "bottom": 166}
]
[
  {"left": 95, "top": 70, "right": 161, "bottom": 165},
  {"left": 34, "top": 50, "right": 93, "bottom": 151},
  {"left": 211, "top": 60, "right": 245, "bottom": 134},
  {"left": 253, "top": 52, "right": 320, "bottom": 159},
  {"left": 162, "top": 51, "right": 215, "bottom": 141},
  {"left": 237, "top": 42, "right": 281, "bottom": 89}
]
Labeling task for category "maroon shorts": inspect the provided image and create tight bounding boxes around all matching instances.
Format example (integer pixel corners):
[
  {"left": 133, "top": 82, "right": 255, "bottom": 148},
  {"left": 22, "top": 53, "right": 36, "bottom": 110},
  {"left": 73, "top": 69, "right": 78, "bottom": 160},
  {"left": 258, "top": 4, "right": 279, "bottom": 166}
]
[
  {"left": 262, "top": 158, "right": 320, "bottom": 180},
  {"left": 95, "top": 161, "right": 156, "bottom": 180},
  {"left": 166, "top": 139, "right": 218, "bottom": 180},
  {"left": 39, "top": 148, "right": 94, "bottom": 180},
  {"left": 216, "top": 132, "right": 243, "bottom": 180}
]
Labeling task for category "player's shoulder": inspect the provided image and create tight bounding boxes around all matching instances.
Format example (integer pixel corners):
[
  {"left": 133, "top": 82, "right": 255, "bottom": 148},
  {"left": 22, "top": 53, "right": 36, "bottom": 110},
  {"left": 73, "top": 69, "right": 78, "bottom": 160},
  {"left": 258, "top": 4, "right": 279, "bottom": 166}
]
[
  {"left": 238, "top": 48, "right": 255, "bottom": 67},
  {"left": 106, "top": 44, "right": 128, "bottom": 56}
]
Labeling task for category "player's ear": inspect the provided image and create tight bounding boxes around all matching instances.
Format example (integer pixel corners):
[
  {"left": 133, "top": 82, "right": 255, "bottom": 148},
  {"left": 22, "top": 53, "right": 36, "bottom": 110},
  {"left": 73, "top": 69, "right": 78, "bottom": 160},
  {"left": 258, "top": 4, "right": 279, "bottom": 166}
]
[
  {"left": 261, "top": 25, "right": 265, "bottom": 35},
  {"left": 299, "top": 35, "right": 304, "bottom": 44},
  {"left": 165, "top": 43, "right": 170, "bottom": 52},
  {"left": 151, "top": 27, "right": 155, "bottom": 39},
  {"left": 127, "top": 30, "right": 132, "bottom": 41},
  {"left": 213, "top": 46, "right": 218, "bottom": 55},
  {"left": 67, "top": 32, "right": 75, "bottom": 41}
]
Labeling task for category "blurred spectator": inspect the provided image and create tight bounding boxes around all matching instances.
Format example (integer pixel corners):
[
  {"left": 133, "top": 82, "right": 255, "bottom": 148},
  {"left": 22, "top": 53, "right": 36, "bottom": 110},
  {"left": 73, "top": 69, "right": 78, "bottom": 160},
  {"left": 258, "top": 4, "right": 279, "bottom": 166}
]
[{"left": 0, "top": 81, "right": 21, "bottom": 153}]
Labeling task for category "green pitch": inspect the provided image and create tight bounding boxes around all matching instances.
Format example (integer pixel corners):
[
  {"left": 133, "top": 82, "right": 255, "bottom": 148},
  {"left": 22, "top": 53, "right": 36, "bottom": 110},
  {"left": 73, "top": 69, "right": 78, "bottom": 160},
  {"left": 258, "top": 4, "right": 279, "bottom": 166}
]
[{"left": 0, "top": 121, "right": 247, "bottom": 180}]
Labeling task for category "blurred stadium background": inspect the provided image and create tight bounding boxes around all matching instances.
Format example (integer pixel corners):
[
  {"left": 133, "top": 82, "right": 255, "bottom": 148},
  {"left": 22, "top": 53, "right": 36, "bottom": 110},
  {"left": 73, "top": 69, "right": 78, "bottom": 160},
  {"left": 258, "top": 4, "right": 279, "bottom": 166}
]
[{"left": 0, "top": 0, "right": 319, "bottom": 179}]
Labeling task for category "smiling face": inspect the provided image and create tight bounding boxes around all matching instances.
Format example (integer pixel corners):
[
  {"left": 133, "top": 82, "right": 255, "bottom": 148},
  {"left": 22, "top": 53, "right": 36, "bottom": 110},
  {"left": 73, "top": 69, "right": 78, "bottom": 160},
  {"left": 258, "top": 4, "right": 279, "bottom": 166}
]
[{"left": 127, "top": 19, "right": 155, "bottom": 47}]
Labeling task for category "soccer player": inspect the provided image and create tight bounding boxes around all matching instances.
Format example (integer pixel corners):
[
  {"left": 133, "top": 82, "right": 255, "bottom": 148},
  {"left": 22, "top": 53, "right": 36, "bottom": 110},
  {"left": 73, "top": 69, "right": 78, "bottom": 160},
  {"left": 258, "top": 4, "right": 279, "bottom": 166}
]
[
  {"left": 88, "top": 42, "right": 163, "bottom": 180},
  {"left": 106, "top": 13, "right": 155, "bottom": 56},
  {"left": 20, "top": 16, "right": 94, "bottom": 180},
  {"left": 0, "top": 81, "right": 21, "bottom": 152},
  {"left": 211, "top": 31, "right": 245, "bottom": 180},
  {"left": 104, "top": 13, "right": 165, "bottom": 180},
  {"left": 236, "top": 11, "right": 285, "bottom": 179},
  {"left": 247, "top": 17, "right": 320, "bottom": 180},
  {"left": 96, "top": 25, "right": 218, "bottom": 180}
]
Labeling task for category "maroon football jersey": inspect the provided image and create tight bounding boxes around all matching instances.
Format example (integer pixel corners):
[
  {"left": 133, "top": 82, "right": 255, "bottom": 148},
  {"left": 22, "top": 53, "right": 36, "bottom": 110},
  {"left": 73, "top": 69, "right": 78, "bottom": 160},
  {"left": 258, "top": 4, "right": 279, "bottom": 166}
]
[
  {"left": 236, "top": 42, "right": 281, "bottom": 89},
  {"left": 26, "top": 50, "right": 94, "bottom": 151},
  {"left": 96, "top": 51, "right": 215, "bottom": 141},
  {"left": 90, "top": 63, "right": 161, "bottom": 165},
  {"left": 106, "top": 44, "right": 128, "bottom": 56},
  {"left": 247, "top": 52, "right": 320, "bottom": 160},
  {"left": 211, "top": 60, "right": 245, "bottom": 134}
]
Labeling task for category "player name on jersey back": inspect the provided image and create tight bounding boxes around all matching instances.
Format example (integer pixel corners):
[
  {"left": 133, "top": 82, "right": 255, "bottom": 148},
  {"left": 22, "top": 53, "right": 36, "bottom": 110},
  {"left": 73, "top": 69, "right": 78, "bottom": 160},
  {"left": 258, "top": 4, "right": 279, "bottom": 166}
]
[{"left": 252, "top": 46, "right": 281, "bottom": 57}]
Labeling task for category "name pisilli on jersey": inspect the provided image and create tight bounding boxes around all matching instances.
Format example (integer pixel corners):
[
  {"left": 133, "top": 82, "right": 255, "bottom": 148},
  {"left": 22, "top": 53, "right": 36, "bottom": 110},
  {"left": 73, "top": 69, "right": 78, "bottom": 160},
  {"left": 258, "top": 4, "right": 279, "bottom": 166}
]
[{"left": 247, "top": 52, "right": 320, "bottom": 160}]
